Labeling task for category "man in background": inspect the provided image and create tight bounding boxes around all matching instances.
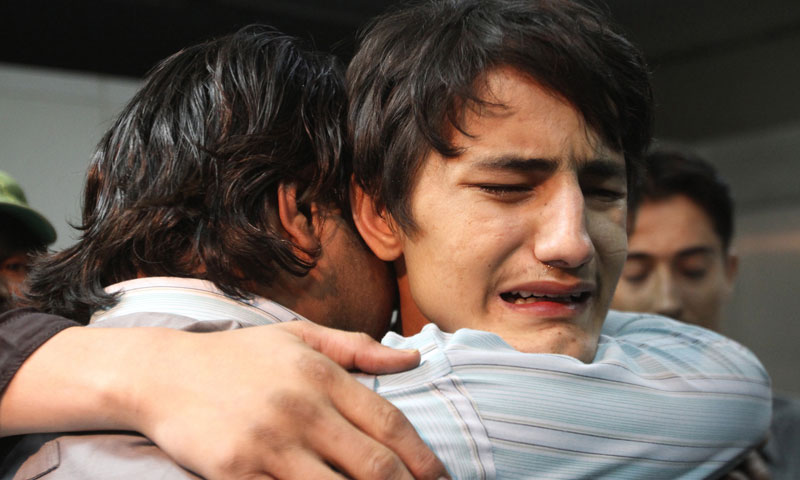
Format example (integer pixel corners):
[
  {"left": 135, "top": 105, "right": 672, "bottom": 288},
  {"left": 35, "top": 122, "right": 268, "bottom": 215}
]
[
  {"left": 612, "top": 149, "right": 800, "bottom": 479},
  {"left": 0, "top": 170, "right": 56, "bottom": 307}
]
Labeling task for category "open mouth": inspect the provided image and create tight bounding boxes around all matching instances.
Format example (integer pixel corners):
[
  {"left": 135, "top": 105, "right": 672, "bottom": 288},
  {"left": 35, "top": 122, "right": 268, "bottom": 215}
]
[{"left": 500, "top": 290, "right": 591, "bottom": 305}]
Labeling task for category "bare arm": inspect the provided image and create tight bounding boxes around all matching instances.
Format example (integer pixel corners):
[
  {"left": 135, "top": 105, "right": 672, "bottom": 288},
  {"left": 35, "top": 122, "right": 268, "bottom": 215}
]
[{"left": 1, "top": 319, "right": 449, "bottom": 480}]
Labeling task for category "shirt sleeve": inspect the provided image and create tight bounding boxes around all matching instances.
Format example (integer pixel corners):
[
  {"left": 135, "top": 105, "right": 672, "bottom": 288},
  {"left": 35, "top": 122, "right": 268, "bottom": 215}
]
[{"left": 0, "top": 307, "right": 79, "bottom": 396}]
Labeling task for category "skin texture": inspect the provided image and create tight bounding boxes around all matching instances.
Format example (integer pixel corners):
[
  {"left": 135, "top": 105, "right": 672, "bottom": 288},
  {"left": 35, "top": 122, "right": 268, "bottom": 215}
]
[
  {"left": 611, "top": 194, "right": 737, "bottom": 331},
  {"left": 357, "top": 67, "right": 629, "bottom": 362},
  {"left": 304, "top": 213, "right": 398, "bottom": 339},
  {"left": 259, "top": 185, "right": 398, "bottom": 340},
  {"left": 0, "top": 322, "right": 449, "bottom": 480}
]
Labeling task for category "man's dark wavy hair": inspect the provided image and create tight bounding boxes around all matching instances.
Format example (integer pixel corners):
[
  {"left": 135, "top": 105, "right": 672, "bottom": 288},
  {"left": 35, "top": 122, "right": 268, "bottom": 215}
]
[
  {"left": 25, "top": 25, "right": 350, "bottom": 322},
  {"left": 347, "top": 0, "right": 654, "bottom": 233},
  {"left": 637, "top": 150, "right": 735, "bottom": 252}
]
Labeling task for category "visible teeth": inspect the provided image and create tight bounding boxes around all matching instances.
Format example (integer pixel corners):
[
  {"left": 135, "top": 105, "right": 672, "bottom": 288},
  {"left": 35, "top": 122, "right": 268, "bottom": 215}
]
[
  {"left": 505, "top": 291, "right": 588, "bottom": 304},
  {"left": 512, "top": 291, "right": 569, "bottom": 299}
]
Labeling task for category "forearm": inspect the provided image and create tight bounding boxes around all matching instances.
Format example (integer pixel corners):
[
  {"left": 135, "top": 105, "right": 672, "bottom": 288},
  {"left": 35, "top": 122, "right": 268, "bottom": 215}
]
[
  {"left": 0, "top": 321, "right": 448, "bottom": 479},
  {"left": 0, "top": 308, "right": 78, "bottom": 398},
  {"left": 0, "top": 325, "right": 182, "bottom": 436}
]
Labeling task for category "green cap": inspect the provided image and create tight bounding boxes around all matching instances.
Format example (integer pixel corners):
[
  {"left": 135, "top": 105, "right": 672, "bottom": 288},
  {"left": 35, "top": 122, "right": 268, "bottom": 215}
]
[{"left": 0, "top": 170, "right": 56, "bottom": 246}]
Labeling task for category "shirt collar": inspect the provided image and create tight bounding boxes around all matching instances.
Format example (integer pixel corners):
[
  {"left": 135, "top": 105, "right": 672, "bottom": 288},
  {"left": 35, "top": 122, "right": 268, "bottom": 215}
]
[{"left": 90, "top": 276, "right": 308, "bottom": 326}]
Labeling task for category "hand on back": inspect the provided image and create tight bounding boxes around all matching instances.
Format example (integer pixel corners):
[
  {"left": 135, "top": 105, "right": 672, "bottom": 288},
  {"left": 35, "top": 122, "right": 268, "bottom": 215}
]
[{"left": 128, "top": 322, "right": 449, "bottom": 480}]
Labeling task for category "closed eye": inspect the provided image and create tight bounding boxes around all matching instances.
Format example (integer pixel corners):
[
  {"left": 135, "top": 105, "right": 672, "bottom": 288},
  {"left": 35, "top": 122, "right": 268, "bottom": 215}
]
[
  {"left": 475, "top": 184, "right": 533, "bottom": 199},
  {"left": 622, "top": 272, "right": 648, "bottom": 284},
  {"left": 584, "top": 186, "right": 626, "bottom": 202}
]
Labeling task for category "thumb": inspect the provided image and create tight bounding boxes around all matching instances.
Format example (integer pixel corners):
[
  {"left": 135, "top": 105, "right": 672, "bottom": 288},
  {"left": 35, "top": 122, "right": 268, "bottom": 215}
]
[{"left": 279, "top": 321, "right": 421, "bottom": 374}]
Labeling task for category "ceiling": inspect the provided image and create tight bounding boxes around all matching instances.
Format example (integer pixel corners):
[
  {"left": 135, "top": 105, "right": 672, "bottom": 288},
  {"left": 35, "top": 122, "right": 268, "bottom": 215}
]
[{"left": 5, "top": 0, "right": 800, "bottom": 140}]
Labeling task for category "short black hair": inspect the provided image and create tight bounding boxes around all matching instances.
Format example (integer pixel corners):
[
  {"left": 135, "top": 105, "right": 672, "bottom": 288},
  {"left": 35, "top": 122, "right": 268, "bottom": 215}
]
[
  {"left": 347, "top": 0, "right": 654, "bottom": 233},
  {"left": 25, "top": 25, "right": 350, "bottom": 322},
  {"left": 637, "top": 149, "right": 735, "bottom": 252}
]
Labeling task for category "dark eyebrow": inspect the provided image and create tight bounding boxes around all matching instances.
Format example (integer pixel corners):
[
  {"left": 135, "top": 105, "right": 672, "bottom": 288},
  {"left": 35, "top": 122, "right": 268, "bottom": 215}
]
[
  {"left": 676, "top": 246, "right": 716, "bottom": 259},
  {"left": 578, "top": 158, "right": 626, "bottom": 180},
  {"left": 471, "top": 155, "right": 626, "bottom": 182},
  {"left": 473, "top": 155, "right": 557, "bottom": 174}
]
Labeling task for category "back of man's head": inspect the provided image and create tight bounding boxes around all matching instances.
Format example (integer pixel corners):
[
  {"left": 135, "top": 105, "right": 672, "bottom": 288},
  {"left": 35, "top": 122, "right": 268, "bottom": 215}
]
[
  {"left": 636, "top": 150, "right": 734, "bottom": 252},
  {"left": 347, "top": 0, "right": 653, "bottom": 233},
  {"left": 26, "top": 25, "right": 350, "bottom": 322}
]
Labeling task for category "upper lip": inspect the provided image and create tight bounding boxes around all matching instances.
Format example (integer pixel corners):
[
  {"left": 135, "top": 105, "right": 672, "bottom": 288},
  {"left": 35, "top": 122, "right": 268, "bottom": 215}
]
[{"left": 500, "top": 280, "right": 595, "bottom": 298}]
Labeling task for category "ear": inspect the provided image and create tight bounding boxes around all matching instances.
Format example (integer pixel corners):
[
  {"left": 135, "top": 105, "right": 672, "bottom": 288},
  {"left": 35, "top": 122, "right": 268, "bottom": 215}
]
[
  {"left": 277, "top": 183, "right": 320, "bottom": 255},
  {"left": 350, "top": 181, "right": 404, "bottom": 261}
]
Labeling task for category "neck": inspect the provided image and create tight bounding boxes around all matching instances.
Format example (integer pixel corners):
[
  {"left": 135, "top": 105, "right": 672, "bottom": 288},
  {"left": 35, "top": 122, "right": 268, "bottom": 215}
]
[{"left": 396, "top": 268, "right": 430, "bottom": 336}]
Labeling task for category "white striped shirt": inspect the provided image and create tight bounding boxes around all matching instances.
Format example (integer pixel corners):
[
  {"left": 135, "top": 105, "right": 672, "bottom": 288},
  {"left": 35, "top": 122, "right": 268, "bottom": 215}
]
[
  {"left": 362, "top": 317, "right": 771, "bottom": 479},
  {"left": 93, "top": 278, "right": 772, "bottom": 479}
]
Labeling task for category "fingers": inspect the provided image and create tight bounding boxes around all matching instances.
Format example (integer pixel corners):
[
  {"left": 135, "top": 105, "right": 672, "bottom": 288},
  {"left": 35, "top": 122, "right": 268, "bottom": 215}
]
[
  {"left": 723, "top": 472, "right": 748, "bottom": 480},
  {"left": 741, "top": 450, "right": 771, "bottom": 480},
  {"left": 310, "top": 406, "right": 414, "bottom": 480},
  {"left": 181, "top": 323, "right": 448, "bottom": 480},
  {"left": 282, "top": 331, "right": 449, "bottom": 479},
  {"left": 722, "top": 450, "right": 772, "bottom": 480},
  {"left": 325, "top": 369, "right": 450, "bottom": 480},
  {"left": 266, "top": 449, "right": 349, "bottom": 480},
  {"left": 117, "top": 324, "right": 443, "bottom": 480},
  {"left": 282, "top": 321, "right": 422, "bottom": 374}
]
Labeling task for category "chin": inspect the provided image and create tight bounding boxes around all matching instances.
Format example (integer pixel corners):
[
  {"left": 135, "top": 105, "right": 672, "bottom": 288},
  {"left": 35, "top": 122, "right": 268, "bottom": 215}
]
[{"left": 504, "top": 327, "right": 597, "bottom": 362}]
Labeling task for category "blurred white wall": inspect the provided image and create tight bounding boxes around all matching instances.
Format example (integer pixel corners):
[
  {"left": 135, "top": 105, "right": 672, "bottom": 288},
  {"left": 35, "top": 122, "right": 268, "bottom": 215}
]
[{"left": 0, "top": 62, "right": 139, "bottom": 249}]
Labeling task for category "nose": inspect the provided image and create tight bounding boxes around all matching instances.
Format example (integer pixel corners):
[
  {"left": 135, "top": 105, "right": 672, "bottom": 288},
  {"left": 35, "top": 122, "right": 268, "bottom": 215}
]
[
  {"left": 533, "top": 176, "right": 594, "bottom": 269},
  {"left": 652, "top": 267, "right": 683, "bottom": 320}
]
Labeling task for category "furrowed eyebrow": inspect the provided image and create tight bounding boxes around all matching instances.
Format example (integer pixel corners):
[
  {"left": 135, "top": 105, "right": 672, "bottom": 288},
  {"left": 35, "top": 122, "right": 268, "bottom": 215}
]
[
  {"left": 578, "top": 158, "right": 627, "bottom": 180},
  {"left": 473, "top": 155, "right": 557, "bottom": 174}
]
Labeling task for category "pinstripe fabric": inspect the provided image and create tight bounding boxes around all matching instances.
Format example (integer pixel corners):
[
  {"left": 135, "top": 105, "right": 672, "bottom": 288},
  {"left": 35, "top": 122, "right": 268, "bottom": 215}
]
[
  {"left": 81, "top": 278, "right": 770, "bottom": 479},
  {"left": 365, "top": 314, "right": 771, "bottom": 479}
]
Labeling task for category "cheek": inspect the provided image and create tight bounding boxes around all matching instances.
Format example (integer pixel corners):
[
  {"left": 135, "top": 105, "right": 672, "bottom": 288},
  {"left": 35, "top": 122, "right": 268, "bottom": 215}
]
[
  {"left": 612, "top": 280, "right": 652, "bottom": 311},
  {"left": 685, "top": 273, "right": 727, "bottom": 307},
  {"left": 402, "top": 215, "right": 520, "bottom": 323},
  {"left": 589, "top": 213, "right": 628, "bottom": 275},
  {"left": 404, "top": 227, "right": 488, "bottom": 297},
  {"left": 411, "top": 198, "right": 523, "bottom": 270}
]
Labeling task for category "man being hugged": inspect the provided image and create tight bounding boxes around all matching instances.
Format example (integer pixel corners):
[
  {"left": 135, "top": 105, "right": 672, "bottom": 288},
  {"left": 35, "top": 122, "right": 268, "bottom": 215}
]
[{"left": 346, "top": 0, "right": 771, "bottom": 477}]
